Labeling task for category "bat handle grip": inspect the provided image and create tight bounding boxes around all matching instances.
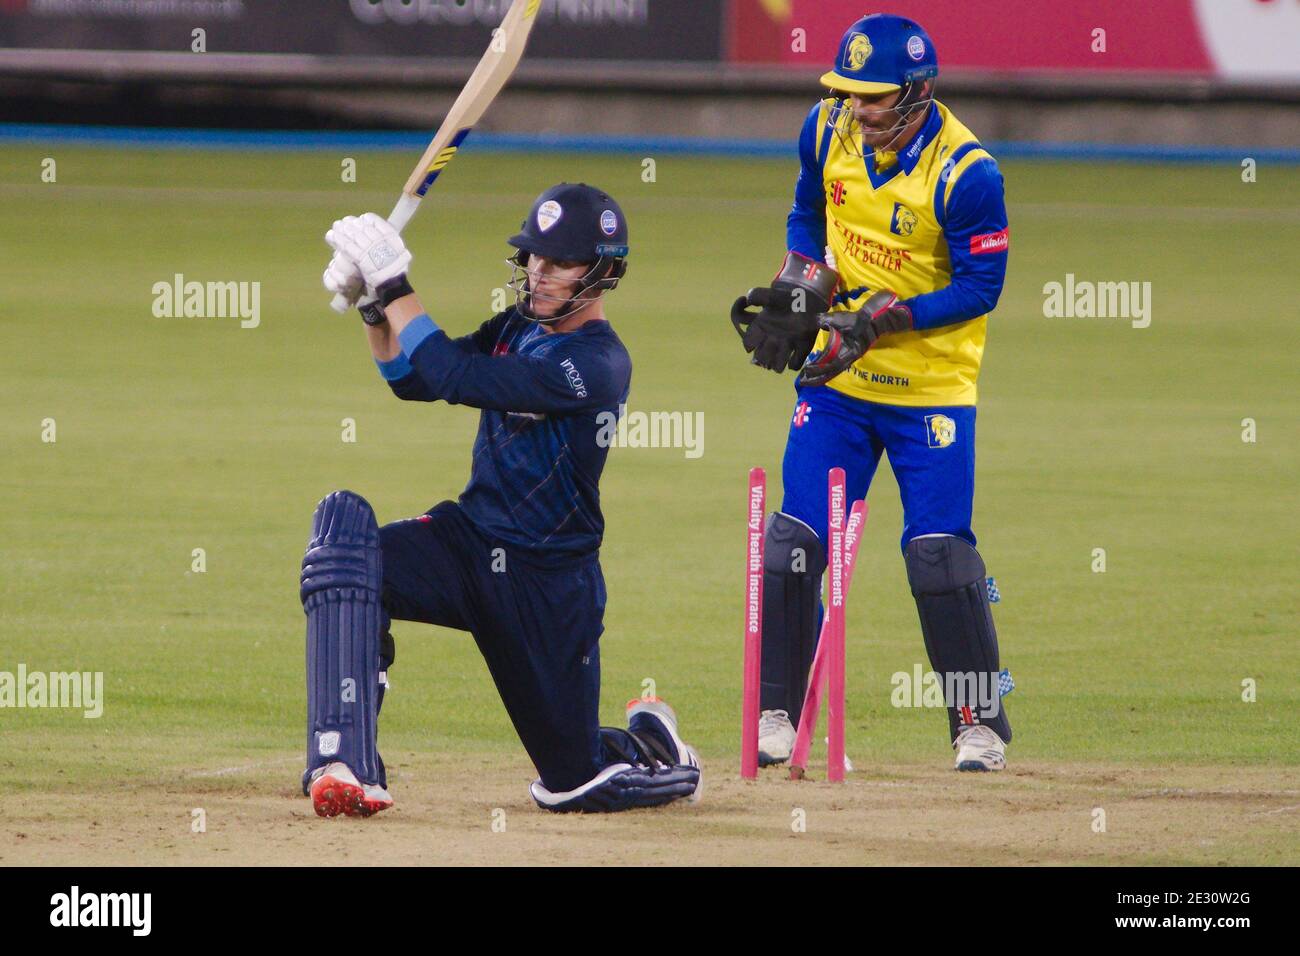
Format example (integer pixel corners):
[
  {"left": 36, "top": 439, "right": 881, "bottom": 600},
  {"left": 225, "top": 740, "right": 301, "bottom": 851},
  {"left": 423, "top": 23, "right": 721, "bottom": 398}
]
[{"left": 388, "top": 192, "right": 421, "bottom": 233}]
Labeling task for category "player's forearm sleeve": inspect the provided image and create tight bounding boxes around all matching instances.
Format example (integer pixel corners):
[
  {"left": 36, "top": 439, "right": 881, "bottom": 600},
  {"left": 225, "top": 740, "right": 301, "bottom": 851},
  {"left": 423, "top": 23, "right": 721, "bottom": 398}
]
[
  {"left": 399, "top": 314, "right": 621, "bottom": 413},
  {"left": 374, "top": 316, "right": 482, "bottom": 401},
  {"left": 786, "top": 103, "right": 828, "bottom": 262},
  {"left": 373, "top": 349, "right": 437, "bottom": 401},
  {"left": 903, "top": 159, "right": 1009, "bottom": 331}
]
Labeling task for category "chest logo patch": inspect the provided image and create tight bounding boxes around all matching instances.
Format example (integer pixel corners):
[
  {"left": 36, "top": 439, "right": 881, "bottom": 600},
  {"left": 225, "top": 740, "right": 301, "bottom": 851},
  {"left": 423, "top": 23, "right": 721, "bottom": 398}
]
[{"left": 890, "top": 203, "right": 918, "bottom": 237}]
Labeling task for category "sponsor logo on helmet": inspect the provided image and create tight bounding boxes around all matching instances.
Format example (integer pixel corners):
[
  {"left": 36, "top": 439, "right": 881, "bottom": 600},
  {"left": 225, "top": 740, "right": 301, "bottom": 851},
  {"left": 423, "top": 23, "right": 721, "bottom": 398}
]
[
  {"left": 907, "top": 35, "right": 926, "bottom": 61},
  {"left": 537, "top": 200, "right": 563, "bottom": 232},
  {"left": 600, "top": 209, "right": 619, "bottom": 236},
  {"left": 844, "top": 33, "right": 873, "bottom": 71}
]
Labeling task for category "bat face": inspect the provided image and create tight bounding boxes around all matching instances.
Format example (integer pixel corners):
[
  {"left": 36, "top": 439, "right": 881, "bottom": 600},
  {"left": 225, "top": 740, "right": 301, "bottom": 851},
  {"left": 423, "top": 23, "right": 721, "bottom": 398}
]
[
  {"left": 416, "top": 128, "right": 472, "bottom": 198},
  {"left": 333, "top": 0, "right": 539, "bottom": 309},
  {"left": 402, "top": 0, "right": 541, "bottom": 202}
]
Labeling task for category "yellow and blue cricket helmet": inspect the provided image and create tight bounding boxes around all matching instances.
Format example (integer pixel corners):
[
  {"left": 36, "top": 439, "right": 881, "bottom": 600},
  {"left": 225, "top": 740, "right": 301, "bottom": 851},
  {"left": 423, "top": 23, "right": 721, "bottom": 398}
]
[{"left": 820, "top": 13, "right": 939, "bottom": 95}]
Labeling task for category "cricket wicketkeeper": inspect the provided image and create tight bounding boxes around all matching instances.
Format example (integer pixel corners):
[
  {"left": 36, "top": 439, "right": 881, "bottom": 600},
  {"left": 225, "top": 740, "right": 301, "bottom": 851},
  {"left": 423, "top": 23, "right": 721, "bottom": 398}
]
[
  {"left": 301, "top": 183, "right": 701, "bottom": 815},
  {"left": 730, "top": 14, "right": 1013, "bottom": 771}
]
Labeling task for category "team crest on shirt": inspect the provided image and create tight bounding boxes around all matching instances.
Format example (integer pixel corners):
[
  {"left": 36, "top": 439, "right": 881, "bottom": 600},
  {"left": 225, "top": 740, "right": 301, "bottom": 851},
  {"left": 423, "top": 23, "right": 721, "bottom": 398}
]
[
  {"left": 890, "top": 203, "right": 918, "bottom": 237},
  {"left": 925, "top": 414, "right": 956, "bottom": 448},
  {"left": 844, "top": 33, "right": 873, "bottom": 71}
]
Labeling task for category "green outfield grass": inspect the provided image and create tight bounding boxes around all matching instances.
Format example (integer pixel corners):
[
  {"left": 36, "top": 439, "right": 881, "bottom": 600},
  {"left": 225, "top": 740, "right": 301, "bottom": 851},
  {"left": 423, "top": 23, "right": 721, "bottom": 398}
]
[{"left": 1, "top": 144, "right": 1297, "bottom": 852}]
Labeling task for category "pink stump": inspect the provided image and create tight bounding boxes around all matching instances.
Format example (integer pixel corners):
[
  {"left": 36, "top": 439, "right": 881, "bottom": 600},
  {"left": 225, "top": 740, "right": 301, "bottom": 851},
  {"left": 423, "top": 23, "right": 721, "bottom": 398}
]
[{"left": 740, "top": 467, "right": 766, "bottom": 779}]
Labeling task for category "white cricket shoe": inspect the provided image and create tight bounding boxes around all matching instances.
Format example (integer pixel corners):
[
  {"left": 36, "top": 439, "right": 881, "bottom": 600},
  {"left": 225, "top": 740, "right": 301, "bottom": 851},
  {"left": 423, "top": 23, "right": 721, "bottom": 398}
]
[
  {"left": 309, "top": 761, "right": 394, "bottom": 817},
  {"left": 757, "top": 709, "right": 796, "bottom": 766},
  {"left": 953, "top": 724, "right": 1007, "bottom": 772}
]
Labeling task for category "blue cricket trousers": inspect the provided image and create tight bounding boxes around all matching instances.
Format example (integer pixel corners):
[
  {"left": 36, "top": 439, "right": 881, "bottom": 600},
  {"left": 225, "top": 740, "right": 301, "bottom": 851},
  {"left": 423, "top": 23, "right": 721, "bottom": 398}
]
[
  {"left": 781, "top": 385, "right": 978, "bottom": 551},
  {"left": 378, "top": 500, "right": 608, "bottom": 793}
]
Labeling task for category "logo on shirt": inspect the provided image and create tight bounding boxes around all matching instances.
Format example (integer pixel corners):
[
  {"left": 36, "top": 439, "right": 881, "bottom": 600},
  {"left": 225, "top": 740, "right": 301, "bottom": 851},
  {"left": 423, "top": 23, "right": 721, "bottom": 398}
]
[
  {"left": 970, "top": 228, "right": 1009, "bottom": 255},
  {"left": 925, "top": 414, "right": 956, "bottom": 448},
  {"left": 559, "top": 357, "right": 588, "bottom": 399},
  {"left": 792, "top": 401, "right": 813, "bottom": 428},
  {"left": 830, "top": 180, "right": 849, "bottom": 207},
  {"left": 890, "top": 203, "right": 918, "bottom": 237},
  {"left": 844, "top": 33, "right": 873, "bottom": 71}
]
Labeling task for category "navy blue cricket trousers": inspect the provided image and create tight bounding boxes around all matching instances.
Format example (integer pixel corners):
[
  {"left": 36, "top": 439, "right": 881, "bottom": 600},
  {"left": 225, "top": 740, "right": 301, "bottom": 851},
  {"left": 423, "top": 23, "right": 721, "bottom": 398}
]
[{"left": 378, "top": 501, "right": 608, "bottom": 793}]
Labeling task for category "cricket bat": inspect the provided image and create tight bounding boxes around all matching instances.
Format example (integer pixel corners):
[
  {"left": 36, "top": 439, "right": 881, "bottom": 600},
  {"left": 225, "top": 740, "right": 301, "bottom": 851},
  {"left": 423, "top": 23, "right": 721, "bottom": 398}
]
[{"left": 331, "top": 0, "right": 542, "bottom": 312}]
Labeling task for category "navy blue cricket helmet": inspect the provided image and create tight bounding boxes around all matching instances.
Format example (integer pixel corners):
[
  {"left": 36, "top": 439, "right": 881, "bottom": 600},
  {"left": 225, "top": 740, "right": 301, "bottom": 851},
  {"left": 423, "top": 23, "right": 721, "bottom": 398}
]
[{"left": 507, "top": 183, "right": 628, "bottom": 322}]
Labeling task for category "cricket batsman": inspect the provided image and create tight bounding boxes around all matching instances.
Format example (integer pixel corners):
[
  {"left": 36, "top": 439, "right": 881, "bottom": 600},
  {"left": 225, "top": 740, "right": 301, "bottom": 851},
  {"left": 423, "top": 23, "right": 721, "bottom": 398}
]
[
  {"left": 730, "top": 13, "right": 1013, "bottom": 771},
  {"left": 301, "top": 183, "right": 701, "bottom": 815}
]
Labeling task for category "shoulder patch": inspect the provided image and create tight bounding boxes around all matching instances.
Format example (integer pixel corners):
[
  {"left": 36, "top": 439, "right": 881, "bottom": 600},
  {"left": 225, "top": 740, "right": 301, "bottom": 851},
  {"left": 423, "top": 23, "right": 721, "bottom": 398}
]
[{"left": 969, "top": 229, "right": 1009, "bottom": 255}]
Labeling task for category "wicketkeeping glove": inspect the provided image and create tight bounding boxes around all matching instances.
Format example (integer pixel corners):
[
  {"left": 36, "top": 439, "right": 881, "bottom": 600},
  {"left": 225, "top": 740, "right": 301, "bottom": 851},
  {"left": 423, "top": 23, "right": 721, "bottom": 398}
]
[
  {"left": 730, "top": 251, "right": 839, "bottom": 372},
  {"left": 797, "top": 290, "right": 913, "bottom": 387}
]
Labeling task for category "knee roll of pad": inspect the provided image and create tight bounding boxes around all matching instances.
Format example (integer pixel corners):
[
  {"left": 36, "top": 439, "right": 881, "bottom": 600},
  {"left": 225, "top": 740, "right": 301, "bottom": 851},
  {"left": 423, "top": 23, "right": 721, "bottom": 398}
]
[
  {"left": 301, "top": 490, "right": 385, "bottom": 790},
  {"left": 904, "top": 535, "right": 1011, "bottom": 743},
  {"left": 760, "top": 512, "right": 826, "bottom": 723}
]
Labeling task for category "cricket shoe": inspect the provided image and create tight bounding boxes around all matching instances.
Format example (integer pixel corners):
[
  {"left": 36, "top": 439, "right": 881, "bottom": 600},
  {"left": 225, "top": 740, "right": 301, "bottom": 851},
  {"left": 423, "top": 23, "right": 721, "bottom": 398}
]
[
  {"left": 309, "top": 762, "right": 394, "bottom": 817},
  {"left": 626, "top": 697, "right": 704, "bottom": 804},
  {"left": 757, "top": 709, "right": 796, "bottom": 766},
  {"left": 953, "top": 724, "right": 1007, "bottom": 772}
]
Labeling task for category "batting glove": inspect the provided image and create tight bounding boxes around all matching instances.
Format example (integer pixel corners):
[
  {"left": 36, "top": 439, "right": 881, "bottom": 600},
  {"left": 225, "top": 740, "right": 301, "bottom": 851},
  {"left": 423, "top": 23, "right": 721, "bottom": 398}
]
[
  {"left": 325, "top": 213, "right": 412, "bottom": 291},
  {"left": 322, "top": 250, "right": 384, "bottom": 324}
]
